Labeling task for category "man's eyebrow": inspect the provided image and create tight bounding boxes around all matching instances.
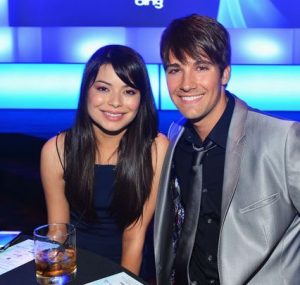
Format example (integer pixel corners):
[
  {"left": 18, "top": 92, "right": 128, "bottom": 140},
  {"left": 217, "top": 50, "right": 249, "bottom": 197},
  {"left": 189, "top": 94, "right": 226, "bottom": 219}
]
[
  {"left": 195, "top": 59, "right": 212, "bottom": 65},
  {"left": 165, "top": 63, "right": 180, "bottom": 69}
]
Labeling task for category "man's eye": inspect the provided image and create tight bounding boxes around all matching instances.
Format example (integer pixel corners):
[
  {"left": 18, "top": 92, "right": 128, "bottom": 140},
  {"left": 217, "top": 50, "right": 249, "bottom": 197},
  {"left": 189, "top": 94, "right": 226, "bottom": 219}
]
[
  {"left": 167, "top": 68, "right": 179, "bottom": 74},
  {"left": 197, "top": 65, "right": 209, "bottom": 71}
]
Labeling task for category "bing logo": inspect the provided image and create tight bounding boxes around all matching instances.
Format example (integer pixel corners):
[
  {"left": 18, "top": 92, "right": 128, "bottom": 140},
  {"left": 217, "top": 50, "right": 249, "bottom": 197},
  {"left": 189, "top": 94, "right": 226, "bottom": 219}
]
[{"left": 134, "top": 0, "right": 164, "bottom": 9}]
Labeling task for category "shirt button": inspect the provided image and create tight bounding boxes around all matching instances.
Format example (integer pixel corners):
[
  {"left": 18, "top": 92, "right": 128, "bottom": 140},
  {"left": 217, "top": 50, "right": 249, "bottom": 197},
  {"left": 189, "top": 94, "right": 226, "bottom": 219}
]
[
  {"left": 207, "top": 255, "right": 213, "bottom": 262},
  {"left": 203, "top": 188, "right": 208, "bottom": 193},
  {"left": 207, "top": 218, "right": 212, "bottom": 224},
  {"left": 209, "top": 280, "right": 216, "bottom": 284}
]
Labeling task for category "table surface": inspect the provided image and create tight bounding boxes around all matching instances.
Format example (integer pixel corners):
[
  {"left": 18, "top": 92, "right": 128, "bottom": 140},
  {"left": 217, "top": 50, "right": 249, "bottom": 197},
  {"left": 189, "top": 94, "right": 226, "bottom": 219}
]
[{"left": 0, "top": 241, "right": 147, "bottom": 285}]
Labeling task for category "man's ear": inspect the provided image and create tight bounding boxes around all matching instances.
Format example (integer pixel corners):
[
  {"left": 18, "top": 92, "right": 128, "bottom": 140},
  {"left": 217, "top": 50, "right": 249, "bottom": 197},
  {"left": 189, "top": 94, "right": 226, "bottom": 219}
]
[{"left": 221, "top": 65, "right": 231, "bottom": 86}]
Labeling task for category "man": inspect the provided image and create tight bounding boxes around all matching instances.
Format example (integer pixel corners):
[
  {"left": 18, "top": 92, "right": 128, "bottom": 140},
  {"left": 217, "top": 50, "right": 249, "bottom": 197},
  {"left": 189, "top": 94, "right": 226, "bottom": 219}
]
[{"left": 154, "top": 14, "right": 300, "bottom": 285}]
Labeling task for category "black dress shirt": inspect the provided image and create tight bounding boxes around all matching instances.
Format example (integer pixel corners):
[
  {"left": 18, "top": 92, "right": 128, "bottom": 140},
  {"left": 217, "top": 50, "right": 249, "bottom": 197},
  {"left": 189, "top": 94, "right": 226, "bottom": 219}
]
[{"left": 174, "top": 93, "right": 235, "bottom": 284}]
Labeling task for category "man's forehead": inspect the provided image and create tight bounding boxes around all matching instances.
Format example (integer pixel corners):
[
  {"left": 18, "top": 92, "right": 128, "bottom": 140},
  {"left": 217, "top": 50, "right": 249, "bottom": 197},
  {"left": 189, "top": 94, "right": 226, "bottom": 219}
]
[{"left": 167, "top": 51, "right": 212, "bottom": 65}]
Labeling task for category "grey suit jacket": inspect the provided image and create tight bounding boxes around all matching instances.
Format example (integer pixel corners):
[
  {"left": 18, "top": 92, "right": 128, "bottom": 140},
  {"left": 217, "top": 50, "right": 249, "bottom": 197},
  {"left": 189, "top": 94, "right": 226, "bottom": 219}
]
[{"left": 154, "top": 96, "right": 300, "bottom": 285}]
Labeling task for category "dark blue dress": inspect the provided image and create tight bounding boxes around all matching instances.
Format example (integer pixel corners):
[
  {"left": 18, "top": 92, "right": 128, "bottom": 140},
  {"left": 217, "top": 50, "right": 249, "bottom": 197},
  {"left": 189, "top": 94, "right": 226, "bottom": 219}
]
[{"left": 70, "top": 165, "right": 122, "bottom": 263}]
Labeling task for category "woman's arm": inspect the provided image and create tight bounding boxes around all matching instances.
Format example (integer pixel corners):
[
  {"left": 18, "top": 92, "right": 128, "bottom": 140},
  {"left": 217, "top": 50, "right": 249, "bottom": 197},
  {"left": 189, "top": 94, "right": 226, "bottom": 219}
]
[
  {"left": 40, "top": 133, "right": 70, "bottom": 224},
  {"left": 121, "top": 133, "right": 169, "bottom": 275}
]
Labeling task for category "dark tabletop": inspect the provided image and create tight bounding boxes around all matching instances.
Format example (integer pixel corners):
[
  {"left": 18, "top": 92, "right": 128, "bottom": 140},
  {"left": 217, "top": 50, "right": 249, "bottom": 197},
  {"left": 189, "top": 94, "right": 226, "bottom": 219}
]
[{"left": 0, "top": 242, "right": 147, "bottom": 285}]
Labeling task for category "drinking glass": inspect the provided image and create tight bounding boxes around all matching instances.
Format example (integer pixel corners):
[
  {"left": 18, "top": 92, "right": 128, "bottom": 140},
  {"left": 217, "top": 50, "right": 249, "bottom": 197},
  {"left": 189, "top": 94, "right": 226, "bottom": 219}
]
[{"left": 33, "top": 223, "right": 76, "bottom": 285}]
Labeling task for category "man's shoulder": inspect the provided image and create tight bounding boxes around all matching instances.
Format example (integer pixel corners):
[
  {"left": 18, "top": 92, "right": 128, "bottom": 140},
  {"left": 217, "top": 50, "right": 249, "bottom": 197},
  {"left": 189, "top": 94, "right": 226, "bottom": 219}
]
[
  {"left": 247, "top": 107, "right": 298, "bottom": 127},
  {"left": 232, "top": 94, "right": 299, "bottom": 128},
  {"left": 167, "top": 117, "right": 186, "bottom": 141}
]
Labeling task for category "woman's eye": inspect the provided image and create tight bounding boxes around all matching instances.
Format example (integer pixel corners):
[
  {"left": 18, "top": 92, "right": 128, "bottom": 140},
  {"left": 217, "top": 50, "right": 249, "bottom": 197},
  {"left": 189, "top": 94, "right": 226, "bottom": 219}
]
[
  {"left": 125, "top": 89, "right": 137, "bottom": 96},
  {"left": 97, "top": 86, "right": 108, "bottom": 92}
]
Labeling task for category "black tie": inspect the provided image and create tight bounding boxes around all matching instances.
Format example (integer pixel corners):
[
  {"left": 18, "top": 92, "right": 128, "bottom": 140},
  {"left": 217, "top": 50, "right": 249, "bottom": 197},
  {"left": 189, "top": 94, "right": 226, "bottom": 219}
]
[{"left": 174, "top": 140, "right": 216, "bottom": 285}]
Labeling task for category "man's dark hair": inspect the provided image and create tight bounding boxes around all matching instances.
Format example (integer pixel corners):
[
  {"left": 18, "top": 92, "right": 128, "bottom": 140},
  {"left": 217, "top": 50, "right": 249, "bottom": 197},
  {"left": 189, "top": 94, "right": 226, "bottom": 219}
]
[{"left": 160, "top": 14, "right": 231, "bottom": 74}]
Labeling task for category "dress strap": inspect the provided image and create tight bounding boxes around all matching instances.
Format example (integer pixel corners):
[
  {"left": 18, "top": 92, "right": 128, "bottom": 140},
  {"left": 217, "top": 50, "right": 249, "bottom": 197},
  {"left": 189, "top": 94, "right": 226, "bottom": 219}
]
[{"left": 55, "top": 133, "right": 65, "bottom": 171}]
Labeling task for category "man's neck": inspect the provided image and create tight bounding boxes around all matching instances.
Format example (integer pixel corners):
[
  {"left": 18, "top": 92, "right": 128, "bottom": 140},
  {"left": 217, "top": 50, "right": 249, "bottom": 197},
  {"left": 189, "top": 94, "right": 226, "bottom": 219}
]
[{"left": 192, "top": 93, "right": 228, "bottom": 141}]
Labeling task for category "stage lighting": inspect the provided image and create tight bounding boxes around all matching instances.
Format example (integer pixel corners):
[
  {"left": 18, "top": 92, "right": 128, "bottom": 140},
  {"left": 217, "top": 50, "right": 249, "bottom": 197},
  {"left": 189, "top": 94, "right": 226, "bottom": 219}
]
[
  {"left": 230, "top": 29, "right": 293, "bottom": 64},
  {"left": 0, "top": 28, "right": 13, "bottom": 61},
  {"left": 0, "top": 63, "right": 160, "bottom": 109},
  {"left": 160, "top": 65, "right": 300, "bottom": 111}
]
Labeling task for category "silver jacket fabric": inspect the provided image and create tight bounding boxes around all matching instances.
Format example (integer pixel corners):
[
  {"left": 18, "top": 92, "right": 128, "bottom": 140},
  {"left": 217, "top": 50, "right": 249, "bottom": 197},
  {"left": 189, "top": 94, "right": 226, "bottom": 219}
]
[{"left": 154, "top": 95, "right": 300, "bottom": 285}]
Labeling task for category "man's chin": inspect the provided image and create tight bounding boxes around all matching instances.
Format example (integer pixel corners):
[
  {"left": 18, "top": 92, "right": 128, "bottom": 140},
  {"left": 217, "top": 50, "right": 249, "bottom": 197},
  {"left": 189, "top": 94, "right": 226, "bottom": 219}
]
[
  {"left": 189, "top": 116, "right": 205, "bottom": 124},
  {"left": 178, "top": 111, "right": 204, "bottom": 124}
]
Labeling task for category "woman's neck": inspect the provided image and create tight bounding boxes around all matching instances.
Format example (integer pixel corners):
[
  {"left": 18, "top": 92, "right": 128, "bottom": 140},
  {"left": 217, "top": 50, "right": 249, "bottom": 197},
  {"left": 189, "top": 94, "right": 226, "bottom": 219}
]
[{"left": 94, "top": 129, "right": 125, "bottom": 165}]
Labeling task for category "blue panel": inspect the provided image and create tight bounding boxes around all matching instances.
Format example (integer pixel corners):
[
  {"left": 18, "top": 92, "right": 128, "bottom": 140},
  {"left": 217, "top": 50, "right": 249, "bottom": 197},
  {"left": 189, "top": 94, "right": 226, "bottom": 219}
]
[
  {"left": 8, "top": 0, "right": 220, "bottom": 27},
  {"left": 0, "top": 64, "right": 84, "bottom": 108},
  {"left": 0, "top": 63, "right": 159, "bottom": 109},
  {"left": 160, "top": 66, "right": 176, "bottom": 110},
  {"left": 160, "top": 65, "right": 300, "bottom": 111},
  {"left": 0, "top": 28, "right": 14, "bottom": 61},
  {"left": 230, "top": 29, "right": 293, "bottom": 64},
  {"left": 8, "top": 0, "right": 300, "bottom": 28},
  {"left": 1, "top": 64, "right": 299, "bottom": 111},
  {"left": 0, "top": 0, "right": 8, "bottom": 26},
  {"left": 17, "top": 27, "right": 42, "bottom": 62},
  {"left": 126, "top": 27, "right": 163, "bottom": 64},
  {"left": 42, "top": 27, "right": 127, "bottom": 63},
  {"left": 228, "top": 65, "right": 300, "bottom": 110},
  {"left": 146, "top": 64, "right": 159, "bottom": 108},
  {"left": 0, "top": 26, "right": 299, "bottom": 64},
  {"left": 217, "top": 0, "right": 299, "bottom": 28},
  {"left": 293, "top": 29, "right": 300, "bottom": 64}
]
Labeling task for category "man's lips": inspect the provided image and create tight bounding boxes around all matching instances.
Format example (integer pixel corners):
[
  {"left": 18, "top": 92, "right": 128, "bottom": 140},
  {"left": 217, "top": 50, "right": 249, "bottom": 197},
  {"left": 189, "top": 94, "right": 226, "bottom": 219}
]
[{"left": 179, "top": 94, "right": 204, "bottom": 102}]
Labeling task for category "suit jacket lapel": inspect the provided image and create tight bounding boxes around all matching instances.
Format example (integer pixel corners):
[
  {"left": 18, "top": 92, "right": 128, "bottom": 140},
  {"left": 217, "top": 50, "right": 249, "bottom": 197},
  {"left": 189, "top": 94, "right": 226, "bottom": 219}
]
[
  {"left": 154, "top": 119, "right": 186, "bottom": 284},
  {"left": 221, "top": 97, "right": 247, "bottom": 221}
]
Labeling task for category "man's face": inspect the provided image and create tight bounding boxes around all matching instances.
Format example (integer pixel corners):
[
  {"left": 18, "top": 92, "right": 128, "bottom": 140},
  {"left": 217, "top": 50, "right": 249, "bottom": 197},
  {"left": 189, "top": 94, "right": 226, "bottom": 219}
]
[{"left": 165, "top": 52, "right": 230, "bottom": 136}]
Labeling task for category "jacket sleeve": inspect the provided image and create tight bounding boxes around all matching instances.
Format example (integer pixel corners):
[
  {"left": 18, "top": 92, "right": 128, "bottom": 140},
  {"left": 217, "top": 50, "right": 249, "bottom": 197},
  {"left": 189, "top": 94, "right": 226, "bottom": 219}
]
[{"left": 285, "top": 122, "right": 300, "bottom": 213}]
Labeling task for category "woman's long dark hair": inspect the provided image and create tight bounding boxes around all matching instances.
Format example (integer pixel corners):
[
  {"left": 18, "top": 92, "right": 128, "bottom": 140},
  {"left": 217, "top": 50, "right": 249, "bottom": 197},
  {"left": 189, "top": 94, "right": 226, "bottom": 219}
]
[{"left": 63, "top": 45, "right": 158, "bottom": 229}]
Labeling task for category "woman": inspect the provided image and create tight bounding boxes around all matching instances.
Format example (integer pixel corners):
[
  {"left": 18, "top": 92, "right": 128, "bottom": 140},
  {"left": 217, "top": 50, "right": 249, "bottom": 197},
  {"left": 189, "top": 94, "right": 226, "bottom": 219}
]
[{"left": 40, "top": 45, "right": 169, "bottom": 275}]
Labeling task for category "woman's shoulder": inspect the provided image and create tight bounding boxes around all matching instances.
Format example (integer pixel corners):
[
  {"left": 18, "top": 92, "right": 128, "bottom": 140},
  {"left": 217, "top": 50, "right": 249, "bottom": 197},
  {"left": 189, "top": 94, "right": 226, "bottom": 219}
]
[
  {"left": 41, "top": 132, "right": 67, "bottom": 171},
  {"left": 43, "top": 132, "right": 66, "bottom": 148},
  {"left": 41, "top": 131, "right": 67, "bottom": 157},
  {"left": 155, "top": 132, "right": 169, "bottom": 145},
  {"left": 152, "top": 132, "right": 169, "bottom": 154}
]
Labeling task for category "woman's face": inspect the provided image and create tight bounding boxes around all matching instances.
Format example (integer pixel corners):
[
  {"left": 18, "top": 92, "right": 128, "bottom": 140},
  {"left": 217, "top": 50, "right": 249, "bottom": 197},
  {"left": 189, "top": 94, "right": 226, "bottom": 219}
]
[{"left": 87, "top": 64, "right": 141, "bottom": 135}]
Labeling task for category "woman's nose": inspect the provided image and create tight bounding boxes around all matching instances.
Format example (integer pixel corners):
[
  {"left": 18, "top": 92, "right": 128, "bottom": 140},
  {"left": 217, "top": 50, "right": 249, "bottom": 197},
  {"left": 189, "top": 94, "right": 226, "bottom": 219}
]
[{"left": 108, "top": 92, "right": 122, "bottom": 108}]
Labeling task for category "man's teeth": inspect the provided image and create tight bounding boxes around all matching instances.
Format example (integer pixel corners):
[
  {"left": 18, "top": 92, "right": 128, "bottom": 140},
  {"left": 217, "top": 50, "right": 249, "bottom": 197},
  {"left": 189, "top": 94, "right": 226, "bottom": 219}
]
[{"left": 181, "top": 95, "right": 203, "bottom": 101}]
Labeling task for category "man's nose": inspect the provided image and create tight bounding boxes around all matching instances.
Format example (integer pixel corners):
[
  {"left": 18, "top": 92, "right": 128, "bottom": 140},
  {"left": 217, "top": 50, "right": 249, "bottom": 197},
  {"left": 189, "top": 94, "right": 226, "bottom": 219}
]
[{"left": 180, "top": 72, "right": 196, "bottom": 92}]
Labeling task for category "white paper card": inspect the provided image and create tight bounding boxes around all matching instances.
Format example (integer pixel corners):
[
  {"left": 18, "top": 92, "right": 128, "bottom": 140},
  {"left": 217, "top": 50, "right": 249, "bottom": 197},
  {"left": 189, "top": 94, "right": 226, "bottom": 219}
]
[
  {"left": 85, "top": 271, "right": 143, "bottom": 285},
  {"left": 0, "top": 239, "right": 34, "bottom": 275}
]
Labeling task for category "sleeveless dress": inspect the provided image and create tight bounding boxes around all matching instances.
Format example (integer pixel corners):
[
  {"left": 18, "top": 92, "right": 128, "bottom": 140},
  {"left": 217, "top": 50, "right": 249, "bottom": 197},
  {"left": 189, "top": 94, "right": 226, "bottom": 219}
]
[{"left": 70, "top": 164, "right": 123, "bottom": 263}]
